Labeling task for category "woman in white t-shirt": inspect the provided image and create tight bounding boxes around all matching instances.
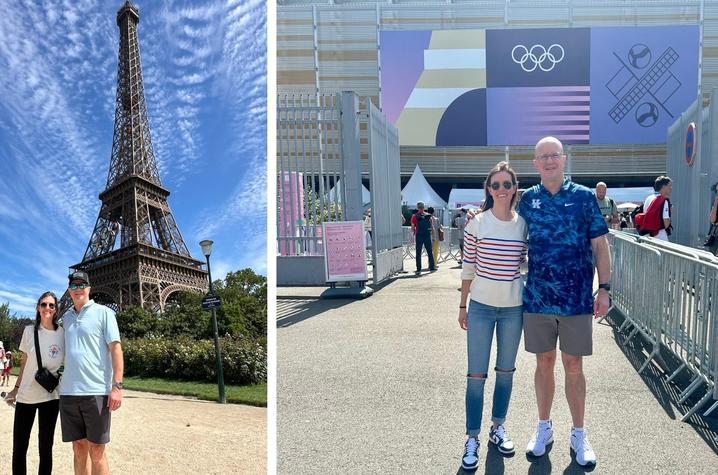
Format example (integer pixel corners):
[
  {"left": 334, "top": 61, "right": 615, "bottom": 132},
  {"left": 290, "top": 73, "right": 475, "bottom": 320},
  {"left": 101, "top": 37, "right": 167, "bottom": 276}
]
[
  {"left": 457, "top": 161, "right": 528, "bottom": 470},
  {"left": 5, "top": 291, "right": 64, "bottom": 475}
]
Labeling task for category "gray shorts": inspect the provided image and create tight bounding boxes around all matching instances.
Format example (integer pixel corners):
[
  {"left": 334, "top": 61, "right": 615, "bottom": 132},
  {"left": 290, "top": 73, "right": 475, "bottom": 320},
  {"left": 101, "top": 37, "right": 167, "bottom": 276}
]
[
  {"left": 60, "top": 395, "right": 111, "bottom": 444},
  {"left": 523, "top": 313, "right": 593, "bottom": 356}
]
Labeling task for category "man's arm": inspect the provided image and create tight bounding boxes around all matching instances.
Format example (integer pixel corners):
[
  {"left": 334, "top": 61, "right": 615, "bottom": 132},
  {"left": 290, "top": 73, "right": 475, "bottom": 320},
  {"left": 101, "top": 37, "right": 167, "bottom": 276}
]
[
  {"left": 108, "top": 341, "right": 124, "bottom": 411},
  {"left": 591, "top": 234, "right": 611, "bottom": 318}
]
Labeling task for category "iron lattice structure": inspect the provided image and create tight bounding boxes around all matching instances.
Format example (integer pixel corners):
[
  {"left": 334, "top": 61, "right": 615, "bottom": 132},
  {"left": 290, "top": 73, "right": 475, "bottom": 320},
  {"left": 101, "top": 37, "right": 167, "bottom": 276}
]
[{"left": 70, "top": 1, "right": 207, "bottom": 312}]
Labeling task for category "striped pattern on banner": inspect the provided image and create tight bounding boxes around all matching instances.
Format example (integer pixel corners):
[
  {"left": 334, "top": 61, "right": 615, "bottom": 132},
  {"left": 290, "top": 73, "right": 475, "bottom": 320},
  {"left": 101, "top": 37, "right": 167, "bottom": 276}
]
[{"left": 463, "top": 232, "right": 527, "bottom": 282}]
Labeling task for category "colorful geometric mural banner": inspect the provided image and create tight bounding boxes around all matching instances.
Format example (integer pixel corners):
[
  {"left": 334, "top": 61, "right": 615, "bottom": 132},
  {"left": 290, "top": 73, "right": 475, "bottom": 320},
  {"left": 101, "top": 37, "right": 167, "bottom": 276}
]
[{"left": 379, "top": 26, "right": 699, "bottom": 146}]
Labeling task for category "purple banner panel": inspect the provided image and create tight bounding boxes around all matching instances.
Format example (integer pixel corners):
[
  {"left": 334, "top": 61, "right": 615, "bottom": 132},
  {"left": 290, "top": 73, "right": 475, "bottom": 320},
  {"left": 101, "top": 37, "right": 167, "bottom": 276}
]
[
  {"left": 379, "top": 31, "right": 432, "bottom": 124},
  {"left": 487, "top": 86, "right": 591, "bottom": 145},
  {"left": 589, "top": 25, "right": 699, "bottom": 144}
]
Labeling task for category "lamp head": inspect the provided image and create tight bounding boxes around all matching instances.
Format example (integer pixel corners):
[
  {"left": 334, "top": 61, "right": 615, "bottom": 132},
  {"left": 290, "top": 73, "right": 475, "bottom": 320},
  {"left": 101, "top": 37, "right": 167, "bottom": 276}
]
[{"left": 199, "top": 239, "right": 214, "bottom": 257}]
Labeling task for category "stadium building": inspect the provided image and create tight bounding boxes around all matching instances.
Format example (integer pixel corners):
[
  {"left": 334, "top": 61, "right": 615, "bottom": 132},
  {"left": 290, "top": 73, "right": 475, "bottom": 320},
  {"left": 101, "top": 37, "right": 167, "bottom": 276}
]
[{"left": 277, "top": 0, "right": 718, "bottom": 198}]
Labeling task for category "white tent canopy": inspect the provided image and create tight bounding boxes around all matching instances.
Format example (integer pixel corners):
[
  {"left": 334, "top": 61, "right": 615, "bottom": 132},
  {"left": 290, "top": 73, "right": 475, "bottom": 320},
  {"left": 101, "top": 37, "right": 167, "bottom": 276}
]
[
  {"left": 401, "top": 165, "right": 447, "bottom": 209},
  {"left": 448, "top": 189, "right": 485, "bottom": 209},
  {"left": 326, "top": 179, "right": 371, "bottom": 205}
]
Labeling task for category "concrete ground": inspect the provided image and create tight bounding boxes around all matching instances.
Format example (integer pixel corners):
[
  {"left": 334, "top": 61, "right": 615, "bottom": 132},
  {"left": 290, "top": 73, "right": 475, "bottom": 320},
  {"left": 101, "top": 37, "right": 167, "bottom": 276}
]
[
  {"left": 278, "top": 258, "right": 718, "bottom": 474},
  {"left": 0, "top": 381, "right": 266, "bottom": 474}
]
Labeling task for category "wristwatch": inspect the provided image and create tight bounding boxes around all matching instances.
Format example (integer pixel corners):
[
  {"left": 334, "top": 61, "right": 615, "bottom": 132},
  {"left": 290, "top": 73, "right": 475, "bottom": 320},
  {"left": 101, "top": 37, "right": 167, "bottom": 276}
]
[
  {"left": 598, "top": 283, "right": 611, "bottom": 292},
  {"left": 112, "top": 381, "right": 124, "bottom": 390}
]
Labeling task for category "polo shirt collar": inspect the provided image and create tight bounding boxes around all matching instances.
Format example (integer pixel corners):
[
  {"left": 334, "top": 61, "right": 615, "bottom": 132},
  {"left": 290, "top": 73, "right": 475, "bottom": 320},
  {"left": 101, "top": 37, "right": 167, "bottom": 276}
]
[
  {"left": 538, "top": 177, "right": 571, "bottom": 196},
  {"left": 72, "top": 299, "right": 95, "bottom": 316}
]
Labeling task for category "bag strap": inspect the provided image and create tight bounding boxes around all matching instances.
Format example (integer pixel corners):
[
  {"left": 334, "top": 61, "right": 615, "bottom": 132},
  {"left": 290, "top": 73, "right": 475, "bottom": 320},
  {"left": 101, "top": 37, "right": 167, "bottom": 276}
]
[{"left": 34, "top": 327, "right": 44, "bottom": 369}]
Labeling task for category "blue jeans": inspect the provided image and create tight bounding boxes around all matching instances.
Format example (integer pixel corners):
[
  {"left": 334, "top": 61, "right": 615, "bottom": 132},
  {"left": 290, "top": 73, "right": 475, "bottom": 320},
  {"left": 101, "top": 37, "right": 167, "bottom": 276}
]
[{"left": 465, "top": 300, "right": 523, "bottom": 436}]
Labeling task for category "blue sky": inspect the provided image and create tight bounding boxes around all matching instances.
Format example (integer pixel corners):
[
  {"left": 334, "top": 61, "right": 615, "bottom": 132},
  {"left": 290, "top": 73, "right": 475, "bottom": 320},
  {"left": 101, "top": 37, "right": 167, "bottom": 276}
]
[{"left": 0, "top": 0, "right": 266, "bottom": 316}]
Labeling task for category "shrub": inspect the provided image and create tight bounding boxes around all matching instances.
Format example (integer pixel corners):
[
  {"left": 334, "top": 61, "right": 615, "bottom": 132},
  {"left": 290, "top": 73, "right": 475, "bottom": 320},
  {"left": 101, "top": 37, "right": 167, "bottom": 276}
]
[{"left": 123, "top": 336, "right": 266, "bottom": 385}]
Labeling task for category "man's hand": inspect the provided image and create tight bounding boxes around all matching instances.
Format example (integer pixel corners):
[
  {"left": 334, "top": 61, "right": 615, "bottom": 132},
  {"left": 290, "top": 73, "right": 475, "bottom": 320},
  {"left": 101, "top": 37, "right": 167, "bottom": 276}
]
[
  {"left": 458, "top": 308, "right": 468, "bottom": 330},
  {"left": 108, "top": 386, "right": 122, "bottom": 411},
  {"left": 594, "top": 289, "right": 610, "bottom": 319}
]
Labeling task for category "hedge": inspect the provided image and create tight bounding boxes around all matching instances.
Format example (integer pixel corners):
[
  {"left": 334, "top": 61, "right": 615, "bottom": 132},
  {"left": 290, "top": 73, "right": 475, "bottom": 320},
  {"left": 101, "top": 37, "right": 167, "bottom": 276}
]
[{"left": 123, "top": 336, "right": 266, "bottom": 385}]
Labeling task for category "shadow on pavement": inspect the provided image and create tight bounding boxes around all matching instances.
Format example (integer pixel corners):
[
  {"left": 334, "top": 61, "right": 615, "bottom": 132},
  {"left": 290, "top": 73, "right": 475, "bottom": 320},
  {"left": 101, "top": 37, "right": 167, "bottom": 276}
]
[
  {"left": 525, "top": 442, "right": 553, "bottom": 475},
  {"left": 605, "top": 310, "right": 718, "bottom": 456},
  {"left": 277, "top": 296, "right": 353, "bottom": 327}
]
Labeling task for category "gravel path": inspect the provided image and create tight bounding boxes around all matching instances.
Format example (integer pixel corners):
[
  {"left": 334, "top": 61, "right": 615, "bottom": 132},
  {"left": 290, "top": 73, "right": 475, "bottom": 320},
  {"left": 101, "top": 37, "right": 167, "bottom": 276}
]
[{"left": 0, "top": 376, "right": 266, "bottom": 474}]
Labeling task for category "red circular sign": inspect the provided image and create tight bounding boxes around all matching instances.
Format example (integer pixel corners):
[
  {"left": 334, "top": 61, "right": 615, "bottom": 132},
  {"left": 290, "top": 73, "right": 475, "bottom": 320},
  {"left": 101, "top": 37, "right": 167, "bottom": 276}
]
[{"left": 685, "top": 122, "right": 696, "bottom": 166}]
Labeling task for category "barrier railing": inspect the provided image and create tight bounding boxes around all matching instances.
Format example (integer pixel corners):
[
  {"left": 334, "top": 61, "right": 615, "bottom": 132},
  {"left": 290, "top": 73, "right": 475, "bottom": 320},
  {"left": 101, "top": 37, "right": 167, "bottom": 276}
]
[
  {"left": 403, "top": 226, "right": 463, "bottom": 264},
  {"left": 609, "top": 230, "right": 718, "bottom": 421}
]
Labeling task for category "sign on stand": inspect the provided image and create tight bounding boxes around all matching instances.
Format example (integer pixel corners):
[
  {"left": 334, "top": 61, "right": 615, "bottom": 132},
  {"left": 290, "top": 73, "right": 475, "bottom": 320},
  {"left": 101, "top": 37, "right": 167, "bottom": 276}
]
[
  {"left": 201, "top": 293, "right": 222, "bottom": 310},
  {"left": 323, "top": 221, "right": 368, "bottom": 283}
]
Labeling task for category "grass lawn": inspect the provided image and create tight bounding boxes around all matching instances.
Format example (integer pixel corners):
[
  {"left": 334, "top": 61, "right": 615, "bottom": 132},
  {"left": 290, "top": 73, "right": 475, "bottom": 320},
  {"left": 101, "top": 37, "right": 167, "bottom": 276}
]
[
  {"left": 124, "top": 376, "right": 266, "bottom": 407},
  {"left": 10, "top": 367, "right": 266, "bottom": 407}
]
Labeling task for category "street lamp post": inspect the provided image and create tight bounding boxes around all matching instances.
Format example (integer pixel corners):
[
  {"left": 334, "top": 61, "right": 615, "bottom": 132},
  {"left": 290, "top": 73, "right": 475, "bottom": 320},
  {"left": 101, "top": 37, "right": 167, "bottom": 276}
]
[{"left": 200, "top": 239, "right": 226, "bottom": 404}]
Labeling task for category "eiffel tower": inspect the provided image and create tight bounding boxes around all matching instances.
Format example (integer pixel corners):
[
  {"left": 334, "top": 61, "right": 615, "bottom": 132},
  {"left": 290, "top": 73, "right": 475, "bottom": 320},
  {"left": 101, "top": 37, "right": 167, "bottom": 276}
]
[{"left": 68, "top": 1, "right": 207, "bottom": 312}]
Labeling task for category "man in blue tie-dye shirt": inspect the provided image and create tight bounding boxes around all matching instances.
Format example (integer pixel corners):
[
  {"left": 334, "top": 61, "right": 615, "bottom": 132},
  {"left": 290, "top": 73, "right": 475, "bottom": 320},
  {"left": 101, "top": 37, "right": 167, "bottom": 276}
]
[{"left": 518, "top": 137, "right": 610, "bottom": 467}]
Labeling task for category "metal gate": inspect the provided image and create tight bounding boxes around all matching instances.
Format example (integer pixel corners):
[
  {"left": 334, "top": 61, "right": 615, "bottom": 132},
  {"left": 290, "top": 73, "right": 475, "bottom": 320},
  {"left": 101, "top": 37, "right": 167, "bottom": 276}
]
[
  {"left": 277, "top": 91, "right": 389, "bottom": 285},
  {"left": 367, "top": 100, "right": 404, "bottom": 283}
]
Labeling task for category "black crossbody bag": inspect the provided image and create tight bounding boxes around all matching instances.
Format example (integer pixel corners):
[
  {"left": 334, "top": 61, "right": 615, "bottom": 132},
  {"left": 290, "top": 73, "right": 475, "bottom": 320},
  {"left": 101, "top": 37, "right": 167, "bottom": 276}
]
[{"left": 34, "top": 328, "right": 60, "bottom": 393}]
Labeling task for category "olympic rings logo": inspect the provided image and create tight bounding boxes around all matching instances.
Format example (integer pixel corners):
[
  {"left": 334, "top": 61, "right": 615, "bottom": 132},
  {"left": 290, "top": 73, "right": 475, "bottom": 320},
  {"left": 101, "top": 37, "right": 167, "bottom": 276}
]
[{"left": 511, "top": 44, "right": 565, "bottom": 72}]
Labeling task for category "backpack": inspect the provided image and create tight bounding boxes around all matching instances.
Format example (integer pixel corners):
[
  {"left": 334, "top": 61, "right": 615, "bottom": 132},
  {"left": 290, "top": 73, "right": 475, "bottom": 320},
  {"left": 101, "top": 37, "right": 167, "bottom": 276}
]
[{"left": 635, "top": 195, "right": 670, "bottom": 236}]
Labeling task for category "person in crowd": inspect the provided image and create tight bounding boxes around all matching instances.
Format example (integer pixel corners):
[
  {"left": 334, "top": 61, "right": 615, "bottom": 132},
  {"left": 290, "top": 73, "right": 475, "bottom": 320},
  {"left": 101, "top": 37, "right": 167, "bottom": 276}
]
[
  {"left": 595, "top": 182, "right": 619, "bottom": 229},
  {"left": 0, "top": 341, "right": 6, "bottom": 383},
  {"left": 5, "top": 291, "right": 64, "bottom": 475},
  {"left": 427, "top": 206, "right": 440, "bottom": 269},
  {"left": 3, "top": 351, "right": 13, "bottom": 386},
  {"left": 457, "top": 209, "right": 468, "bottom": 263},
  {"left": 705, "top": 182, "right": 718, "bottom": 254},
  {"left": 642, "top": 176, "right": 672, "bottom": 241},
  {"left": 410, "top": 201, "right": 435, "bottom": 274},
  {"left": 458, "top": 162, "right": 528, "bottom": 470},
  {"left": 60, "top": 271, "right": 123, "bottom": 475},
  {"left": 518, "top": 137, "right": 610, "bottom": 467}
]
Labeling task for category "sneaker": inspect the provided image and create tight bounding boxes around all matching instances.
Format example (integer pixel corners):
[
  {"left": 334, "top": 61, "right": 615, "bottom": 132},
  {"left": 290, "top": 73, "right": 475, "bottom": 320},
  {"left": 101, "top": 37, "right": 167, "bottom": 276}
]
[
  {"left": 570, "top": 429, "right": 597, "bottom": 466},
  {"left": 461, "top": 436, "right": 480, "bottom": 471},
  {"left": 489, "top": 424, "right": 515, "bottom": 455},
  {"left": 525, "top": 421, "right": 554, "bottom": 456}
]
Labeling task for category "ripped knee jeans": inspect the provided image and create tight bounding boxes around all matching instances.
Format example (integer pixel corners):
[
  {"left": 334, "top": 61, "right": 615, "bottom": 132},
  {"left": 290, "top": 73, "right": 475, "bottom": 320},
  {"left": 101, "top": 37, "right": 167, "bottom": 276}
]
[{"left": 465, "top": 300, "right": 523, "bottom": 436}]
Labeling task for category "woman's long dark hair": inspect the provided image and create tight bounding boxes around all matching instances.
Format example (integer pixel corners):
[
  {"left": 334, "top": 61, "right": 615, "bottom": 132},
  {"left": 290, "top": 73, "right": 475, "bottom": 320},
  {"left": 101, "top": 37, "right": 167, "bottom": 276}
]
[
  {"left": 480, "top": 161, "right": 519, "bottom": 212},
  {"left": 35, "top": 292, "right": 59, "bottom": 330}
]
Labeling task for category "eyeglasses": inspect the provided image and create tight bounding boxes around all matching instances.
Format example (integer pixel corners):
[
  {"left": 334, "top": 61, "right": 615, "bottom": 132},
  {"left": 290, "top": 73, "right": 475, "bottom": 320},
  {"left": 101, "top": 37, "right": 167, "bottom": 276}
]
[
  {"left": 536, "top": 152, "right": 564, "bottom": 161},
  {"left": 39, "top": 302, "right": 56, "bottom": 309},
  {"left": 69, "top": 283, "right": 89, "bottom": 290},
  {"left": 490, "top": 181, "right": 514, "bottom": 191}
]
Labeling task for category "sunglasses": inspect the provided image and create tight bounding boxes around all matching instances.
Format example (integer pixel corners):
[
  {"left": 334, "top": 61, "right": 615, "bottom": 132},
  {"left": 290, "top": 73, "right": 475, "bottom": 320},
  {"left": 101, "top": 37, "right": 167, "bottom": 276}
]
[
  {"left": 39, "top": 302, "right": 56, "bottom": 309},
  {"left": 69, "top": 283, "right": 89, "bottom": 290},
  {"left": 489, "top": 181, "right": 514, "bottom": 191}
]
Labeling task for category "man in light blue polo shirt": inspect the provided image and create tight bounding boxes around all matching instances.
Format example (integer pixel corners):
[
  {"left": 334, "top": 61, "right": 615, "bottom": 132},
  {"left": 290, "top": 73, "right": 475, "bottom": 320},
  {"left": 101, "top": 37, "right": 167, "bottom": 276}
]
[
  {"left": 60, "top": 271, "right": 123, "bottom": 475},
  {"left": 517, "top": 137, "right": 610, "bottom": 467}
]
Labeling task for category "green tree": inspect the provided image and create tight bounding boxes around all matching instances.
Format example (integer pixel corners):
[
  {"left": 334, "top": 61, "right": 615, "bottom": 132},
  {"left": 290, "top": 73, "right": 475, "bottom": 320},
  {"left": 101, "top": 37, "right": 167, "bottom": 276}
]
[
  {"left": 0, "top": 302, "right": 33, "bottom": 351},
  {"left": 116, "top": 305, "right": 165, "bottom": 340},
  {"left": 162, "top": 291, "right": 211, "bottom": 339},
  {"left": 213, "top": 269, "right": 267, "bottom": 340}
]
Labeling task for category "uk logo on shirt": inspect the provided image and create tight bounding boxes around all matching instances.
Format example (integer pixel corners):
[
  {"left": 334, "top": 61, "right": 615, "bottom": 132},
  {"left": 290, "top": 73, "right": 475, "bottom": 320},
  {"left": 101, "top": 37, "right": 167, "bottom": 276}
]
[
  {"left": 48, "top": 345, "right": 61, "bottom": 359},
  {"left": 531, "top": 199, "right": 541, "bottom": 209}
]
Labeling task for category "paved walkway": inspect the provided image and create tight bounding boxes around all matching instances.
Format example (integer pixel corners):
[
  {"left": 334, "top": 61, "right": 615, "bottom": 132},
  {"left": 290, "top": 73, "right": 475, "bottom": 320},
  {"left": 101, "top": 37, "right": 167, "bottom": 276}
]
[
  {"left": 278, "top": 258, "right": 718, "bottom": 474},
  {"left": 0, "top": 378, "right": 266, "bottom": 474}
]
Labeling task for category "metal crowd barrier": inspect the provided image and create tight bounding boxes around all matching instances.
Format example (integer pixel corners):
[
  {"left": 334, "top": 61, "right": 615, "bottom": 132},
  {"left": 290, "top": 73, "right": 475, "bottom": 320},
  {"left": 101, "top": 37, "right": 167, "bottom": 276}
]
[
  {"left": 402, "top": 226, "right": 463, "bottom": 264},
  {"left": 608, "top": 230, "right": 718, "bottom": 421}
]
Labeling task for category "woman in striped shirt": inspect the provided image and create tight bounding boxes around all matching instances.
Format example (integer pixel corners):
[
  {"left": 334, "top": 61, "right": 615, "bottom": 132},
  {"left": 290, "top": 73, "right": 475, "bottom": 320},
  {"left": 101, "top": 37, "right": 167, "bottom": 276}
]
[{"left": 458, "top": 161, "right": 527, "bottom": 470}]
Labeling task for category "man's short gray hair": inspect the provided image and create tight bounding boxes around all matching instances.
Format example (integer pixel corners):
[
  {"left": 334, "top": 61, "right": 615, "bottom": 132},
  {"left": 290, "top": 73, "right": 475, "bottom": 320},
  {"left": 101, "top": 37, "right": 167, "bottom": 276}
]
[{"left": 417, "top": 201, "right": 425, "bottom": 209}]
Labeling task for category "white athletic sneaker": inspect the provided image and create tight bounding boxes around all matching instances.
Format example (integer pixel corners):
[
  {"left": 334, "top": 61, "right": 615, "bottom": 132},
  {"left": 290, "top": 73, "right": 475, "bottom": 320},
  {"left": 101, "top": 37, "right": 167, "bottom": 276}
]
[
  {"left": 461, "top": 436, "right": 480, "bottom": 471},
  {"left": 488, "top": 424, "right": 515, "bottom": 455},
  {"left": 570, "top": 429, "right": 597, "bottom": 466},
  {"left": 525, "top": 421, "right": 554, "bottom": 456}
]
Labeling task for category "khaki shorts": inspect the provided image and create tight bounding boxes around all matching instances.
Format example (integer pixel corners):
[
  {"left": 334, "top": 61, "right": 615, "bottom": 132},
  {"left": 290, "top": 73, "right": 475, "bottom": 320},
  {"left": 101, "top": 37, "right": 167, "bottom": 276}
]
[{"left": 523, "top": 313, "right": 593, "bottom": 356}]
